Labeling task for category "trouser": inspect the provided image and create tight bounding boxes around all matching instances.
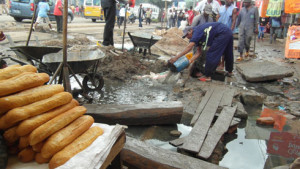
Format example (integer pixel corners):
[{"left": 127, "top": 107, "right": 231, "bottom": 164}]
[
  {"left": 119, "top": 17, "right": 124, "bottom": 26},
  {"left": 103, "top": 4, "right": 116, "bottom": 46},
  {"left": 258, "top": 26, "right": 264, "bottom": 39},
  {"left": 270, "top": 27, "right": 281, "bottom": 44},
  {"left": 238, "top": 27, "right": 253, "bottom": 53},
  {"left": 205, "top": 30, "right": 233, "bottom": 76},
  {"left": 139, "top": 17, "right": 142, "bottom": 27},
  {"left": 177, "top": 19, "right": 182, "bottom": 28},
  {"left": 146, "top": 18, "right": 151, "bottom": 25},
  {"left": 0, "top": 4, "right": 8, "bottom": 14},
  {"left": 283, "top": 23, "right": 290, "bottom": 38},
  {"left": 55, "top": 15, "right": 63, "bottom": 33}
]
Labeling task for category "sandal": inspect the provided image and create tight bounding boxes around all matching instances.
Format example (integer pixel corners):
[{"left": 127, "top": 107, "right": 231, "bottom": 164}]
[
  {"left": 195, "top": 72, "right": 204, "bottom": 78},
  {"left": 236, "top": 57, "right": 243, "bottom": 62},
  {"left": 198, "top": 77, "right": 212, "bottom": 82},
  {"left": 245, "top": 52, "right": 249, "bottom": 57},
  {"left": 226, "top": 72, "right": 233, "bottom": 77}
]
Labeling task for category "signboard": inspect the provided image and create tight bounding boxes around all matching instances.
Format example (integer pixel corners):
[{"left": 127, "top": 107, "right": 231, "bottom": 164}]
[
  {"left": 266, "top": 0, "right": 283, "bottom": 17},
  {"left": 285, "top": 26, "right": 300, "bottom": 59},
  {"left": 267, "top": 132, "right": 300, "bottom": 158},
  {"left": 285, "top": 0, "right": 300, "bottom": 14}
]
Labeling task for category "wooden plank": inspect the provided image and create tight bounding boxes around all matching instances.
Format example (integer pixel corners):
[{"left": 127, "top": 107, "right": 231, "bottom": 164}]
[
  {"left": 101, "top": 132, "right": 126, "bottom": 169},
  {"left": 121, "top": 137, "right": 227, "bottom": 169},
  {"left": 181, "top": 86, "right": 225, "bottom": 153},
  {"left": 169, "top": 117, "right": 240, "bottom": 147},
  {"left": 84, "top": 101, "right": 183, "bottom": 125},
  {"left": 190, "top": 88, "right": 215, "bottom": 126},
  {"left": 198, "top": 106, "right": 237, "bottom": 159},
  {"left": 219, "top": 88, "right": 235, "bottom": 107}
]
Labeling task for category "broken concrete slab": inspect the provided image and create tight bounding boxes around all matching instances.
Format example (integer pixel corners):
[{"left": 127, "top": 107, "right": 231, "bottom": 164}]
[
  {"left": 233, "top": 101, "right": 248, "bottom": 119},
  {"left": 236, "top": 61, "right": 294, "bottom": 82},
  {"left": 241, "top": 90, "right": 265, "bottom": 106}
]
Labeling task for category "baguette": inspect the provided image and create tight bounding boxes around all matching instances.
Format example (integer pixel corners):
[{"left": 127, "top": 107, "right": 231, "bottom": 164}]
[
  {"left": 18, "top": 147, "right": 36, "bottom": 163},
  {"left": 29, "top": 106, "right": 87, "bottom": 145},
  {"left": 0, "top": 84, "right": 64, "bottom": 115},
  {"left": 35, "top": 153, "right": 50, "bottom": 164},
  {"left": 0, "top": 72, "right": 49, "bottom": 97},
  {"left": 0, "top": 92, "right": 73, "bottom": 129},
  {"left": 0, "top": 65, "right": 37, "bottom": 81},
  {"left": 0, "top": 65, "right": 21, "bottom": 72},
  {"left": 32, "top": 141, "right": 44, "bottom": 152},
  {"left": 49, "top": 126, "right": 104, "bottom": 169},
  {"left": 16, "top": 99, "right": 79, "bottom": 136},
  {"left": 41, "top": 115, "right": 94, "bottom": 158},
  {"left": 3, "top": 126, "right": 19, "bottom": 146},
  {"left": 18, "top": 135, "right": 30, "bottom": 149}
]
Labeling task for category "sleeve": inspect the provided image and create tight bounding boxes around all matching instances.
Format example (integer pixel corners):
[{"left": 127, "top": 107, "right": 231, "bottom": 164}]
[
  {"left": 190, "top": 27, "right": 205, "bottom": 47},
  {"left": 236, "top": 11, "right": 241, "bottom": 27}
]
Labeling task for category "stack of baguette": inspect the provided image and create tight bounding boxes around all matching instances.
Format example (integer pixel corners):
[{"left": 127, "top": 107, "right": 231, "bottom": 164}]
[{"left": 0, "top": 65, "right": 104, "bottom": 169}]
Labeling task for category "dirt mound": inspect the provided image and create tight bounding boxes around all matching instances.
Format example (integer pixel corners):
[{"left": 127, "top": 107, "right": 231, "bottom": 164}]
[
  {"left": 152, "top": 27, "right": 189, "bottom": 56},
  {"left": 97, "top": 47, "right": 167, "bottom": 81},
  {"left": 42, "top": 37, "right": 92, "bottom": 47}
]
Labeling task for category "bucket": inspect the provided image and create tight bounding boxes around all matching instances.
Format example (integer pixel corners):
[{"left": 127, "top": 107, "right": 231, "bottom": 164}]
[{"left": 173, "top": 56, "right": 189, "bottom": 72}]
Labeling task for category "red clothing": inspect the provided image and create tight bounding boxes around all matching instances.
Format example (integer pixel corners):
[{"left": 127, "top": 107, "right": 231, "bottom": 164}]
[
  {"left": 54, "top": 0, "right": 62, "bottom": 16},
  {"left": 187, "top": 10, "right": 194, "bottom": 25}
]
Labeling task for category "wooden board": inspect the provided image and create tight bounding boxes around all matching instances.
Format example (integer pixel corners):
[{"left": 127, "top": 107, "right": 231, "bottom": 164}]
[
  {"left": 181, "top": 86, "right": 225, "bottom": 153},
  {"left": 169, "top": 117, "right": 240, "bottom": 147},
  {"left": 190, "top": 88, "right": 215, "bottom": 126},
  {"left": 219, "top": 88, "right": 235, "bottom": 107},
  {"left": 198, "top": 106, "right": 237, "bottom": 159},
  {"left": 121, "top": 137, "right": 227, "bottom": 169},
  {"left": 101, "top": 132, "right": 126, "bottom": 169},
  {"left": 84, "top": 102, "right": 183, "bottom": 125}
]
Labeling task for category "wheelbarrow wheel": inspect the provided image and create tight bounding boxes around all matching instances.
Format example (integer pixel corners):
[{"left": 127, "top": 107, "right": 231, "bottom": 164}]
[{"left": 82, "top": 73, "right": 104, "bottom": 91}]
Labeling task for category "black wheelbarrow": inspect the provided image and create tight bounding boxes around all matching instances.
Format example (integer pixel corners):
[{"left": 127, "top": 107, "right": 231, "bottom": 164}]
[
  {"left": 9, "top": 46, "right": 62, "bottom": 74},
  {"left": 42, "top": 48, "right": 105, "bottom": 91},
  {"left": 128, "top": 32, "right": 162, "bottom": 55}
]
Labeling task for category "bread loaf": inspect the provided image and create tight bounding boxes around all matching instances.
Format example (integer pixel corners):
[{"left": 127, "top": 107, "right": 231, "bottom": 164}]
[
  {"left": 29, "top": 106, "right": 87, "bottom": 145},
  {"left": 0, "top": 92, "right": 73, "bottom": 129},
  {"left": 35, "top": 153, "right": 50, "bottom": 164},
  {"left": 41, "top": 115, "right": 94, "bottom": 158},
  {"left": 0, "top": 65, "right": 37, "bottom": 81},
  {"left": 0, "top": 72, "right": 49, "bottom": 97},
  {"left": 32, "top": 141, "right": 44, "bottom": 152},
  {"left": 0, "top": 84, "right": 64, "bottom": 115},
  {"left": 8, "top": 145, "right": 19, "bottom": 155},
  {"left": 18, "top": 135, "right": 30, "bottom": 149},
  {"left": 18, "top": 147, "right": 35, "bottom": 163},
  {"left": 49, "top": 126, "right": 104, "bottom": 169},
  {"left": 3, "top": 126, "right": 19, "bottom": 146},
  {"left": 16, "top": 99, "right": 79, "bottom": 136}
]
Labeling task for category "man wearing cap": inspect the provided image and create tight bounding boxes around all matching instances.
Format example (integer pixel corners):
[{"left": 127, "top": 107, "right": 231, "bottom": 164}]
[
  {"left": 194, "top": 0, "right": 220, "bottom": 21},
  {"left": 168, "top": 22, "right": 234, "bottom": 81},
  {"left": 236, "top": 0, "right": 258, "bottom": 61},
  {"left": 191, "top": 4, "right": 213, "bottom": 27}
]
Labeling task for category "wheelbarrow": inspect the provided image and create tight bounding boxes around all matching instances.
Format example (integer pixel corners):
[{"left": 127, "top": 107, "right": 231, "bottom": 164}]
[
  {"left": 42, "top": 48, "right": 105, "bottom": 91},
  {"left": 128, "top": 32, "right": 162, "bottom": 55},
  {"left": 9, "top": 46, "right": 62, "bottom": 74}
]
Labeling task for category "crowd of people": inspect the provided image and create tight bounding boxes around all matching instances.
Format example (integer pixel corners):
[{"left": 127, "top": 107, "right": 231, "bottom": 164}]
[{"left": 168, "top": 0, "right": 299, "bottom": 82}]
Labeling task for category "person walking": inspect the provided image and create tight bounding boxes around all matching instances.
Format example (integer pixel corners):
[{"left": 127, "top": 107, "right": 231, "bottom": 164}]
[
  {"left": 177, "top": 9, "right": 184, "bottom": 28},
  {"left": 236, "top": 0, "right": 258, "bottom": 61},
  {"left": 145, "top": 8, "right": 151, "bottom": 25},
  {"left": 0, "top": 0, "right": 8, "bottom": 15},
  {"left": 167, "top": 9, "right": 174, "bottom": 28},
  {"left": 187, "top": 6, "right": 194, "bottom": 26},
  {"left": 194, "top": 0, "right": 220, "bottom": 21},
  {"left": 33, "top": 0, "right": 54, "bottom": 31},
  {"left": 218, "top": 0, "right": 237, "bottom": 31},
  {"left": 138, "top": 4, "right": 144, "bottom": 28},
  {"left": 269, "top": 16, "right": 282, "bottom": 44},
  {"left": 54, "top": 0, "right": 63, "bottom": 33},
  {"left": 118, "top": 5, "right": 125, "bottom": 27},
  {"left": 168, "top": 22, "right": 234, "bottom": 82},
  {"left": 257, "top": 17, "right": 267, "bottom": 42}
]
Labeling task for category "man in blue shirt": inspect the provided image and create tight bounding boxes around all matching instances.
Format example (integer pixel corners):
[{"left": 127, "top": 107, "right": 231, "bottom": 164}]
[
  {"left": 33, "top": 0, "right": 54, "bottom": 31},
  {"left": 168, "top": 22, "right": 234, "bottom": 82}
]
